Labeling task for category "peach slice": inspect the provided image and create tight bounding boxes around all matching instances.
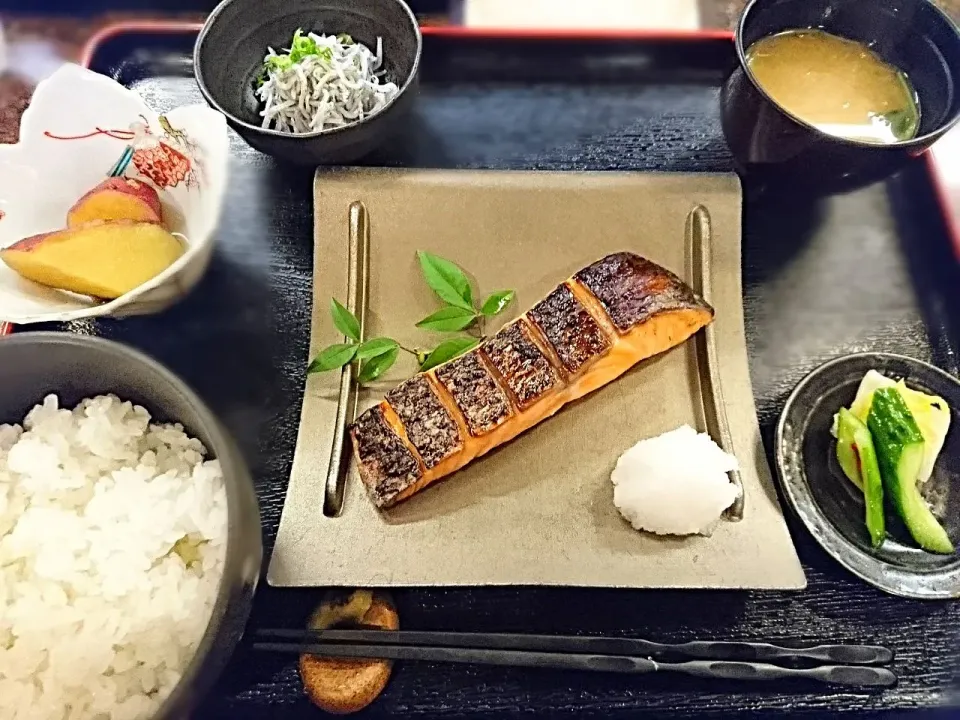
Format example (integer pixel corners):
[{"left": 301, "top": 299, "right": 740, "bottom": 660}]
[
  {"left": 1, "top": 220, "right": 184, "bottom": 299},
  {"left": 67, "top": 177, "right": 163, "bottom": 228}
]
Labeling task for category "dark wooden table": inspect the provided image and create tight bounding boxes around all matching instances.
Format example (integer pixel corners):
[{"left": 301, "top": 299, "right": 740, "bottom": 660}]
[
  {"left": 3, "top": 4, "right": 960, "bottom": 720},
  {"left": 702, "top": 0, "right": 960, "bottom": 27}
]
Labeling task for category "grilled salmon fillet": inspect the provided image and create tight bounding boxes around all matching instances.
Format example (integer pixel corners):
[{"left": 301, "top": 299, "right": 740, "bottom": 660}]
[{"left": 349, "top": 252, "right": 715, "bottom": 508}]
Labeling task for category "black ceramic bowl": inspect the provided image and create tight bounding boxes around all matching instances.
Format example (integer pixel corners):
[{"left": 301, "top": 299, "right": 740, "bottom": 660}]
[
  {"left": 194, "top": 0, "right": 421, "bottom": 165},
  {"left": 776, "top": 353, "right": 960, "bottom": 599},
  {"left": 720, "top": 0, "right": 960, "bottom": 192},
  {"left": 0, "top": 332, "right": 263, "bottom": 718}
]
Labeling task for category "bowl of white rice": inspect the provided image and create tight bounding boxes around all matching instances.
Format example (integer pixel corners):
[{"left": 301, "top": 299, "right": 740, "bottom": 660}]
[
  {"left": 0, "top": 332, "right": 262, "bottom": 720},
  {"left": 194, "top": 0, "right": 422, "bottom": 165}
]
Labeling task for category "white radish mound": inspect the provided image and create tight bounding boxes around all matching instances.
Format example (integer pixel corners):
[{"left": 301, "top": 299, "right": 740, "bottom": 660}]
[
  {"left": 0, "top": 394, "right": 227, "bottom": 720},
  {"left": 611, "top": 425, "right": 740, "bottom": 537}
]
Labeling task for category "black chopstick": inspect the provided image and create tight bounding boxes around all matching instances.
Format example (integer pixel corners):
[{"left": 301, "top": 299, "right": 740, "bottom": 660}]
[
  {"left": 252, "top": 638, "right": 896, "bottom": 688},
  {"left": 253, "top": 628, "right": 893, "bottom": 666}
]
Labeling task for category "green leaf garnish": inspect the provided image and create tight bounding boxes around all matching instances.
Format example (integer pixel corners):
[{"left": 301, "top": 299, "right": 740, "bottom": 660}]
[
  {"left": 289, "top": 29, "right": 317, "bottom": 62},
  {"left": 307, "top": 343, "right": 358, "bottom": 374},
  {"left": 420, "top": 337, "right": 479, "bottom": 372},
  {"left": 480, "top": 290, "right": 515, "bottom": 317},
  {"left": 884, "top": 108, "right": 919, "bottom": 142},
  {"left": 265, "top": 54, "right": 294, "bottom": 72},
  {"left": 336, "top": 33, "right": 354, "bottom": 45},
  {"left": 261, "top": 29, "right": 332, "bottom": 79},
  {"left": 356, "top": 337, "right": 399, "bottom": 361},
  {"left": 358, "top": 346, "right": 399, "bottom": 383},
  {"left": 330, "top": 298, "right": 361, "bottom": 341},
  {"left": 308, "top": 252, "right": 515, "bottom": 385},
  {"left": 417, "top": 251, "right": 474, "bottom": 310},
  {"left": 416, "top": 306, "right": 478, "bottom": 332}
]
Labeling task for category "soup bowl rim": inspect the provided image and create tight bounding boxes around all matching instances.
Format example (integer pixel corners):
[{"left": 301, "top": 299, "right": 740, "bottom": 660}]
[{"left": 734, "top": 0, "right": 960, "bottom": 150}]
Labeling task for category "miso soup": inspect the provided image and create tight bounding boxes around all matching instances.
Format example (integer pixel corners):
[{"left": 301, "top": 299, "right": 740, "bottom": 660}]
[{"left": 745, "top": 28, "right": 921, "bottom": 144}]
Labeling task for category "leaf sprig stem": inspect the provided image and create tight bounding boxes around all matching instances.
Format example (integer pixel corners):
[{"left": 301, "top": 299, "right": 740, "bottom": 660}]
[{"left": 307, "top": 251, "right": 515, "bottom": 384}]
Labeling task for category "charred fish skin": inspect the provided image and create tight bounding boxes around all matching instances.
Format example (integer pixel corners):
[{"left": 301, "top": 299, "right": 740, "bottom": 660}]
[
  {"left": 481, "top": 319, "right": 561, "bottom": 409},
  {"left": 386, "top": 375, "right": 463, "bottom": 469},
  {"left": 575, "top": 252, "right": 714, "bottom": 333},
  {"left": 349, "top": 251, "right": 716, "bottom": 510},
  {"left": 527, "top": 283, "right": 610, "bottom": 375},
  {"left": 350, "top": 405, "right": 422, "bottom": 508},
  {"left": 434, "top": 350, "right": 512, "bottom": 437}
]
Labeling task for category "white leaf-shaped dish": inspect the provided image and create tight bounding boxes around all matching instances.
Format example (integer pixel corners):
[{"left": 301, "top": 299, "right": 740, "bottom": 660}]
[{"left": 0, "top": 63, "right": 228, "bottom": 324}]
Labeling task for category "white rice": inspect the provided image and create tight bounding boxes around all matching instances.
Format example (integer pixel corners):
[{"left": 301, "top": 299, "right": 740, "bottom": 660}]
[
  {"left": 0, "top": 394, "right": 227, "bottom": 720},
  {"left": 611, "top": 424, "right": 741, "bottom": 537}
]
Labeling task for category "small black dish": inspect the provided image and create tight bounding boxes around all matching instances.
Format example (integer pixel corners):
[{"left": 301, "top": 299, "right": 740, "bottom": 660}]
[
  {"left": 194, "top": 0, "right": 422, "bottom": 165},
  {"left": 720, "top": 0, "right": 960, "bottom": 194},
  {"left": 777, "top": 353, "right": 960, "bottom": 599}
]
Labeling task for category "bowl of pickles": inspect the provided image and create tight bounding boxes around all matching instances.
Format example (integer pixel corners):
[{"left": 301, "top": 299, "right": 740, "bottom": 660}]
[{"left": 776, "top": 352, "right": 960, "bottom": 599}]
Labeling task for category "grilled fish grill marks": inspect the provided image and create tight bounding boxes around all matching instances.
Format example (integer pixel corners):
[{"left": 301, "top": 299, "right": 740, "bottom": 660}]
[
  {"left": 575, "top": 252, "right": 713, "bottom": 333},
  {"left": 435, "top": 350, "right": 512, "bottom": 436},
  {"left": 527, "top": 282, "right": 611, "bottom": 374},
  {"left": 350, "top": 405, "right": 422, "bottom": 506},
  {"left": 481, "top": 320, "right": 561, "bottom": 409},
  {"left": 348, "top": 252, "right": 716, "bottom": 509},
  {"left": 386, "top": 375, "right": 463, "bottom": 469}
]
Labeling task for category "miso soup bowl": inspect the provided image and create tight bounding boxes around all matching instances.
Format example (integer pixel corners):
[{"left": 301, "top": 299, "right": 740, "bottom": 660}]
[{"left": 720, "top": 0, "right": 960, "bottom": 192}]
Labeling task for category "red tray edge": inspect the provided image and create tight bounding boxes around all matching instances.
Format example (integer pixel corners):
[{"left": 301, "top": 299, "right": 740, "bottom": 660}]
[
  {"left": 77, "top": 20, "right": 959, "bottom": 260},
  {"left": 80, "top": 21, "right": 737, "bottom": 67},
  {"left": 0, "top": 20, "right": 947, "bottom": 340}
]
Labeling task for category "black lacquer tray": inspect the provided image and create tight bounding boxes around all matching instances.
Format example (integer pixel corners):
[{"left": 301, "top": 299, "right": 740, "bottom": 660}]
[{"left": 14, "top": 23, "right": 960, "bottom": 719}]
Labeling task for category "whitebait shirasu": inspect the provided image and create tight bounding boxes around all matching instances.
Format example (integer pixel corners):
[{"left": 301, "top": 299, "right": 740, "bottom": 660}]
[{"left": 256, "top": 30, "right": 400, "bottom": 134}]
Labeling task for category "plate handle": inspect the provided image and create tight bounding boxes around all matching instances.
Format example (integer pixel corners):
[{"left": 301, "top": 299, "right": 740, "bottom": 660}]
[
  {"left": 323, "top": 201, "right": 370, "bottom": 517},
  {"left": 688, "top": 204, "right": 744, "bottom": 521}
]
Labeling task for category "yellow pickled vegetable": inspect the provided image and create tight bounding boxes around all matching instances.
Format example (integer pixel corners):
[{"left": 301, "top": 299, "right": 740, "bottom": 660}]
[{"left": 846, "top": 370, "right": 949, "bottom": 485}]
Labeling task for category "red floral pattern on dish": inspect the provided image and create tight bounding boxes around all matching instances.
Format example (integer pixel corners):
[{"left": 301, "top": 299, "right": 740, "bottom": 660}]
[
  {"left": 42, "top": 115, "right": 202, "bottom": 190},
  {"left": 131, "top": 142, "right": 191, "bottom": 189}
]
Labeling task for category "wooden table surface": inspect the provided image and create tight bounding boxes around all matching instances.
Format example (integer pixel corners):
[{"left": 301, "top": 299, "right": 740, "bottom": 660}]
[
  {"left": 701, "top": 0, "right": 960, "bottom": 26},
  {"left": 2, "top": 3, "right": 960, "bottom": 720},
  {"left": 2, "top": 0, "right": 958, "bottom": 74}
]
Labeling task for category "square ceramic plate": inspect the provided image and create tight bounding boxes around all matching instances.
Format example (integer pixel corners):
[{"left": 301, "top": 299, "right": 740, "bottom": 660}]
[{"left": 268, "top": 168, "right": 806, "bottom": 590}]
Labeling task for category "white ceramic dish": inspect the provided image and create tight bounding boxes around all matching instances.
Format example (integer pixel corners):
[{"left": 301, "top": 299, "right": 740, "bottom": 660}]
[{"left": 0, "top": 63, "right": 228, "bottom": 324}]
